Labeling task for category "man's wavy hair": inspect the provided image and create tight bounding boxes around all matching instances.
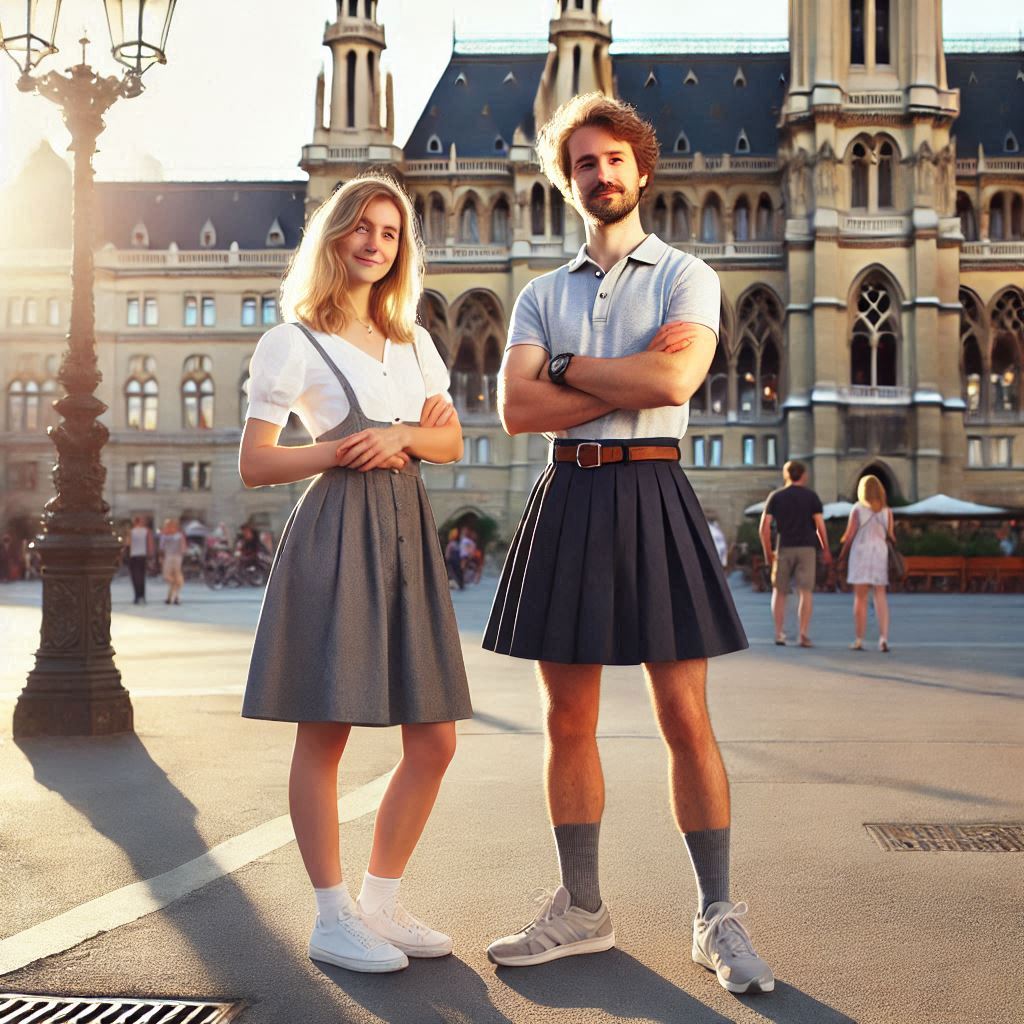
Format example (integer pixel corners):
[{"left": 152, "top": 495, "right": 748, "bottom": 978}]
[
  {"left": 535, "top": 93, "right": 660, "bottom": 206},
  {"left": 280, "top": 174, "right": 423, "bottom": 344}
]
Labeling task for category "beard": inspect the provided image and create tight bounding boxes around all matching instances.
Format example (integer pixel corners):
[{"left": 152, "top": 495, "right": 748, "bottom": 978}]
[{"left": 580, "top": 181, "right": 642, "bottom": 225}]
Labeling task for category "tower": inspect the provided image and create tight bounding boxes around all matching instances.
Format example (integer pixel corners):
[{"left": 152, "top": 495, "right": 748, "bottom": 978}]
[
  {"left": 779, "top": 0, "right": 961, "bottom": 502},
  {"left": 301, "top": 0, "right": 401, "bottom": 209},
  {"left": 533, "top": 0, "right": 614, "bottom": 128}
]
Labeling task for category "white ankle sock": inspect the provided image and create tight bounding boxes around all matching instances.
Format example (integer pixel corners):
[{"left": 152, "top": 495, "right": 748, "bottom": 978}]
[
  {"left": 314, "top": 881, "right": 353, "bottom": 923},
  {"left": 358, "top": 871, "right": 402, "bottom": 915}
]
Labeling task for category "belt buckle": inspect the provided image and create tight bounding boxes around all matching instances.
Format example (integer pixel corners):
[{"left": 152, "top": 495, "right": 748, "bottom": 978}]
[{"left": 575, "top": 442, "right": 602, "bottom": 469}]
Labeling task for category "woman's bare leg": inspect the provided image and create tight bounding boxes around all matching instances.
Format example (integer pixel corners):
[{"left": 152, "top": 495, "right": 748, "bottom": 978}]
[
  {"left": 289, "top": 722, "right": 352, "bottom": 887},
  {"left": 367, "top": 722, "right": 457, "bottom": 878},
  {"left": 874, "top": 586, "right": 890, "bottom": 642},
  {"left": 853, "top": 584, "right": 868, "bottom": 642}
]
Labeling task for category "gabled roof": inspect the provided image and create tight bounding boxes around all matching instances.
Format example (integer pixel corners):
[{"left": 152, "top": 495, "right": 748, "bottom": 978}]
[
  {"left": 404, "top": 52, "right": 547, "bottom": 158},
  {"left": 947, "top": 53, "right": 1024, "bottom": 157},
  {"left": 94, "top": 181, "right": 307, "bottom": 250},
  {"left": 615, "top": 53, "right": 789, "bottom": 157}
]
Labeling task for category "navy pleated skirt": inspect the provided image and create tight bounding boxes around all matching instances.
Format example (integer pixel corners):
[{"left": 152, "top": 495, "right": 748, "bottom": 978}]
[{"left": 482, "top": 438, "right": 749, "bottom": 666}]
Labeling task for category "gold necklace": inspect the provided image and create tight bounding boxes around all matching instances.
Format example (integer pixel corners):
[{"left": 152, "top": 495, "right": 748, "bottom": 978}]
[{"left": 352, "top": 312, "right": 374, "bottom": 335}]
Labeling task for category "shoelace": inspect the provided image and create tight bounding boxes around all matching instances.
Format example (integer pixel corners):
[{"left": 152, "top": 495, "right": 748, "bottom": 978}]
[
  {"left": 516, "top": 887, "right": 559, "bottom": 934},
  {"left": 702, "top": 902, "right": 758, "bottom": 960},
  {"left": 337, "top": 911, "right": 384, "bottom": 950},
  {"left": 388, "top": 900, "right": 432, "bottom": 937}
]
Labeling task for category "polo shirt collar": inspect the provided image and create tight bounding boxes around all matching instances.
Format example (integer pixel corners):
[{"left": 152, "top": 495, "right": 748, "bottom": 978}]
[{"left": 566, "top": 233, "right": 668, "bottom": 272}]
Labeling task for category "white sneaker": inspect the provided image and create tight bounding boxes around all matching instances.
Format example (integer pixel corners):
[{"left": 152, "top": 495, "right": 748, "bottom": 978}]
[
  {"left": 308, "top": 910, "right": 409, "bottom": 973},
  {"left": 692, "top": 900, "right": 774, "bottom": 994},
  {"left": 357, "top": 898, "right": 453, "bottom": 958}
]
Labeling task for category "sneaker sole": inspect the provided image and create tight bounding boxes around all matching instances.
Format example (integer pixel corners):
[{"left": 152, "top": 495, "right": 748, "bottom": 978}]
[
  {"left": 309, "top": 944, "right": 408, "bottom": 973},
  {"left": 391, "top": 938, "right": 453, "bottom": 958},
  {"left": 691, "top": 946, "right": 775, "bottom": 994},
  {"left": 487, "top": 931, "right": 615, "bottom": 967}
]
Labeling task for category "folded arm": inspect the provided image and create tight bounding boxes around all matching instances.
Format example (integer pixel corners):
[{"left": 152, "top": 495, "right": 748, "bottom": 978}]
[
  {"left": 563, "top": 323, "right": 717, "bottom": 409},
  {"left": 239, "top": 418, "right": 348, "bottom": 488}
]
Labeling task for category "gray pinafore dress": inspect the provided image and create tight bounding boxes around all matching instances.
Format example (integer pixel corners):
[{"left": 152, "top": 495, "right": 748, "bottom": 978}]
[{"left": 242, "top": 325, "right": 473, "bottom": 726}]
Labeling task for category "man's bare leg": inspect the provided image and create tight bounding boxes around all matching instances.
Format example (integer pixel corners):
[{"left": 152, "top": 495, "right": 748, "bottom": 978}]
[
  {"left": 797, "top": 587, "right": 814, "bottom": 643},
  {"left": 770, "top": 587, "right": 787, "bottom": 642}
]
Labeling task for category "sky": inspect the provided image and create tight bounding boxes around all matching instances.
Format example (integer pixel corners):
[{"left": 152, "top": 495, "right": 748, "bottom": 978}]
[{"left": 0, "top": 0, "right": 1020, "bottom": 187}]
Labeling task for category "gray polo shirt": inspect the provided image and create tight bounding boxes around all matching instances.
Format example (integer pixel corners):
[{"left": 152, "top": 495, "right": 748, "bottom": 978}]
[{"left": 506, "top": 233, "right": 720, "bottom": 441}]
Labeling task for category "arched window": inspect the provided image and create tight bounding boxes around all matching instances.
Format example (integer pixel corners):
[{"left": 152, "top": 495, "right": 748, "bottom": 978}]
[
  {"left": 851, "top": 277, "right": 899, "bottom": 388},
  {"left": 413, "top": 194, "right": 425, "bottom": 236},
  {"left": 572, "top": 45, "right": 581, "bottom": 95},
  {"left": 476, "top": 436, "right": 491, "bottom": 464},
  {"left": 550, "top": 188, "right": 564, "bottom": 236},
  {"left": 736, "top": 288, "right": 784, "bottom": 417},
  {"left": 851, "top": 0, "right": 865, "bottom": 64},
  {"left": 990, "top": 289, "right": 1023, "bottom": 413},
  {"left": 346, "top": 51, "right": 357, "bottom": 128},
  {"left": 674, "top": 132, "right": 690, "bottom": 154},
  {"left": 451, "top": 291, "right": 506, "bottom": 413},
  {"left": 877, "top": 140, "right": 894, "bottom": 208},
  {"left": 483, "top": 335, "right": 502, "bottom": 412},
  {"left": 182, "top": 355, "right": 214, "bottom": 429},
  {"left": 652, "top": 195, "right": 669, "bottom": 237},
  {"left": 700, "top": 195, "right": 722, "bottom": 243},
  {"left": 491, "top": 195, "right": 510, "bottom": 245},
  {"left": 990, "top": 193, "right": 1006, "bottom": 240},
  {"left": 737, "top": 344, "right": 756, "bottom": 415},
  {"left": 459, "top": 196, "right": 480, "bottom": 243},
  {"left": 1011, "top": 194, "right": 1024, "bottom": 240},
  {"left": 531, "top": 183, "right": 546, "bottom": 236},
  {"left": 125, "top": 355, "right": 159, "bottom": 431},
  {"left": 851, "top": 142, "right": 869, "bottom": 208},
  {"left": 733, "top": 196, "right": 750, "bottom": 241},
  {"left": 427, "top": 193, "right": 445, "bottom": 244},
  {"left": 426, "top": 134, "right": 443, "bottom": 154},
  {"left": 957, "top": 192, "right": 978, "bottom": 241},
  {"left": 755, "top": 195, "right": 773, "bottom": 239},
  {"left": 671, "top": 195, "right": 690, "bottom": 240},
  {"left": 875, "top": 0, "right": 890, "bottom": 64},
  {"left": 451, "top": 342, "right": 480, "bottom": 413},
  {"left": 960, "top": 289, "right": 985, "bottom": 414}
]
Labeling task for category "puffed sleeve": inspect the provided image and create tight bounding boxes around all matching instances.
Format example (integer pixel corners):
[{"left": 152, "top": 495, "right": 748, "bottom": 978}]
[
  {"left": 414, "top": 325, "right": 453, "bottom": 401},
  {"left": 246, "top": 324, "right": 307, "bottom": 426}
]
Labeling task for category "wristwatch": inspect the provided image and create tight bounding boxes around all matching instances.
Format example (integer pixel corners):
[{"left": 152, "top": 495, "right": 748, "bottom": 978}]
[{"left": 548, "top": 352, "right": 574, "bottom": 386}]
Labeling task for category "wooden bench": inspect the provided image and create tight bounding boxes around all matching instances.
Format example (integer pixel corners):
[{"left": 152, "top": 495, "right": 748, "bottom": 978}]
[
  {"left": 964, "top": 556, "right": 1024, "bottom": 593},
  {"left": 900, "top": 556, "right": 966, "bottom": 592}
]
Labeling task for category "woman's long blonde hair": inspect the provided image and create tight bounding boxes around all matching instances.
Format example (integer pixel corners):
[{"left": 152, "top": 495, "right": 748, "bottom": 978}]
[
  {"left": 857, "top": 474, "right": 887, "bottom": 512},
  {"left": 280, "top": 175, "right": 423, "bottom": 344}
]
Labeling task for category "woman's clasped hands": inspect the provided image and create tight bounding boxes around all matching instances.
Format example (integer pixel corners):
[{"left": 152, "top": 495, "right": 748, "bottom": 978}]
[{"left": 334, "top": 394, "right": 457, "bottom": 472}]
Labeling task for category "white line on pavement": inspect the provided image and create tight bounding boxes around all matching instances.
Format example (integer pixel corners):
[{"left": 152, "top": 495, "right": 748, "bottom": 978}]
[{"left": 0, "top": 767, "right": 394, "bottom": 977}]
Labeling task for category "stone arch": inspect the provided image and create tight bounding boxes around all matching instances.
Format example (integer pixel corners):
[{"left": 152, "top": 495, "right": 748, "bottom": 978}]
[
  {"left": 449, "top": 289, "right": 506, "bottom": 413},
  {"left": 418, "top": 290, "right": 451, "bottom": 366},
  {"left": 959, "top": 286, "right": 986, "bottom": 414},
  {"left": 846, "top": 460, "right": 902, "bottom": 504},
  {"left": 735, "top": 286, "right": 784, "bottom": 417},
  {"left": 455, "top": 190, "right": 481, "bottom": 243},
  {"left": 700, "top": 191, "right": 724, "bottom": 243},
  {"left": 988, "top": 286, "right": 1024, "bottom": 413},
  {"left": 847, "top": 265, "right": 905, "bottom": 389}
]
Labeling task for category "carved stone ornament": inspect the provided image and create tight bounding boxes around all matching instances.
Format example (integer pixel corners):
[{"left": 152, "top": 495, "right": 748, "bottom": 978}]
[{"left": 814, "top": 141, "right": 837, "bottom": 196}]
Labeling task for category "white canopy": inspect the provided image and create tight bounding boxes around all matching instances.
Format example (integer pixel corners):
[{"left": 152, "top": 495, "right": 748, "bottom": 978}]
[{"left": 893, "top": 493, "right": 1012, "bottom": 519}]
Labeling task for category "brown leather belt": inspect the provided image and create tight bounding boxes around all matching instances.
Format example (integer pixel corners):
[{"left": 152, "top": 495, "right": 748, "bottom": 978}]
[{"left": 553, "top": 442, "right": 681, "bottom": 469}]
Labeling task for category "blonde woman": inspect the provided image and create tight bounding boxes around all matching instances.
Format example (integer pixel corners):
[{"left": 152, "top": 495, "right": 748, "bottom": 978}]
[
  {"left": 239, "top": 176, "right": 472, "bottom": 973},
  {"left": 839, "top": 475, "right": 895, "bottom": 652},
  {"left": 159, "top": 518, "right": 186, "bottom": 605}
]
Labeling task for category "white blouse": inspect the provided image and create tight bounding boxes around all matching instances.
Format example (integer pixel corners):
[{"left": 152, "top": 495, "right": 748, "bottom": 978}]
[{"left": 245, "top": 322, "right": 451, "bottom": 440}]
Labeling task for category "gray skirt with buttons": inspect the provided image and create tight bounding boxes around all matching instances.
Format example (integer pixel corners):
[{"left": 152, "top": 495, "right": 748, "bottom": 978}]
[{"left": 241, "top": 326, "right": 472, "bottom": 726}]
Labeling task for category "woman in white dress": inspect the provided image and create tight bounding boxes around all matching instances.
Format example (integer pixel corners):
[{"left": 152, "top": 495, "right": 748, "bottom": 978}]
[{"left": 838, "top": 475, "right": 895, "bottom": 652}]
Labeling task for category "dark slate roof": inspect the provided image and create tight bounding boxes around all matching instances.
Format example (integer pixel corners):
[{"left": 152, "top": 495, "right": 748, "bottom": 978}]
[
  {"left": 614, "top": 53, "right": 789, "bottom": 157},
  {"left": 404, "top": 52, "right": 547, "bottom": 158},
  {"left": 947, "top": 54, "right": 1024, "bottom": 157},
  {"left": 93, "top": 181, "right": 307, "bottom": 250}
]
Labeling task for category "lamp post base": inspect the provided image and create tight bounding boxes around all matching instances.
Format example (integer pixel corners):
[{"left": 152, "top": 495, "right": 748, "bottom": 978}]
[{"left": 13, "top": 532, "right": 133, "bottom": 738}]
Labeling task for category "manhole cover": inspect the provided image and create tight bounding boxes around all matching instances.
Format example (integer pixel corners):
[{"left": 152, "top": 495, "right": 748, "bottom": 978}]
[
  {"left": 0, "top": 994, "right": 242, "bottom": 1023},
  {"left": 865, "top": 822, "right": 1024, "bottom": 852}
]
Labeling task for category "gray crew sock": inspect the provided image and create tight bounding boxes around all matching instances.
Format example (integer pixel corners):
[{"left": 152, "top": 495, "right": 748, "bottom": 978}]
[
  {"left": 683, "top": 827, "right": 730, "bottom": 916},
  {"left": 553, "top": 822, "right": 602, "bottom": 912}
]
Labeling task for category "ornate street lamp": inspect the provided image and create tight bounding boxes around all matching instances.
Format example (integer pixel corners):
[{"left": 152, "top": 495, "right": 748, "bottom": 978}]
[{"left": 2, "top": 0, "right": 176, "bottom": 737}]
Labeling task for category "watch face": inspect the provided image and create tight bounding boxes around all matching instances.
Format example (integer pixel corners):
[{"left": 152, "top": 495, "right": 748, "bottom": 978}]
[{"left": 552, "top": 354, "right": 570, "bottom": 375}]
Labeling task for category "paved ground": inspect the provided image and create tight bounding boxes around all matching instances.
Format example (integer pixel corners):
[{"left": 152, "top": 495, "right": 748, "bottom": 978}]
[{"left": 1, "top": 574, "right": 1022, "bottom": 1023}]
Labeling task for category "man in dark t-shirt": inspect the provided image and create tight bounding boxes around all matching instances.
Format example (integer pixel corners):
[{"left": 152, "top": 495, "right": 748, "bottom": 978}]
[{"left": 758, "top": 460, "right": 831, "bottom": 646}]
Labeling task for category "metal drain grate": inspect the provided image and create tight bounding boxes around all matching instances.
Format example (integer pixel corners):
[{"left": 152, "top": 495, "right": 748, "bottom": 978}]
[
  {"left": 0, "top": 994, "right": 242, "bottom": 1023},
  {"left": 865, "top": 822, "right": 1024, "bottom": 852}
]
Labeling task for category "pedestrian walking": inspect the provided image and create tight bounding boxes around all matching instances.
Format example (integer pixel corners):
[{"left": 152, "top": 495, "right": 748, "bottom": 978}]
[
  {"left": 482, "top": 93, "right": 772, "bottom": 994},
  {"left": 838, "top": 474, "right": 894, "bottom": 652},
  {"left": 239, "top": 175, "right": 472, "bottom": 975},
  {"left": 445, "top": 528, "right": 464, "bottom": 590},
  {"left": 708, "top": 518, "right": 729, "bottom": 569},
  {"left": 458, "top": 527, "right": 478, "bottom": 585},
  {"left": 159, "top": 518, "right": 186, "bottom": 605},
  {"left": 128, "top": 515, "right": 153, "bottom": 604},
  {"left": 758, "top": 460, "right": 832, "bottom": 647}
]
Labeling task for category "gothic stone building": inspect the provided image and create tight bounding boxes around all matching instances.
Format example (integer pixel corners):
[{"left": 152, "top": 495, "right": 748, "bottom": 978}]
[{"left": 2, "top": 0, "right": 1022, "bottom": 544}]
